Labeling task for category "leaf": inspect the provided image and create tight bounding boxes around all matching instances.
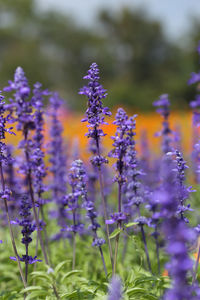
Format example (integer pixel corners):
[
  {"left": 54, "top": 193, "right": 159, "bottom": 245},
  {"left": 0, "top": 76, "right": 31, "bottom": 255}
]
[
  {"left": 54, "top": 260, "right": 71, "bottom": 277},
  {"left": 109, "top": 228, "right": 122, "bottom": 239},
  {"left": 61, "top": 270, "right": 82, "bottom": 282},
  {"left": 125, "top": 222, "right": 138, "bottom": 228},
  {"left": 134, "top": 276, "right": 158, "bottom": 286},
  {"left": 26, "top": 291, "right": 50, "bottom": 300},
  {"left": 126, "top": 287, "right": 148, "bottom": 296},
  {"left": 30, "top": 271, "right": 53, "bottom": 283},
  {"left": 60, "top": 290, "right": 93, "bottom": 299},
  {"left": 20, "top": 286, "right": 43, "bottom": 294}
]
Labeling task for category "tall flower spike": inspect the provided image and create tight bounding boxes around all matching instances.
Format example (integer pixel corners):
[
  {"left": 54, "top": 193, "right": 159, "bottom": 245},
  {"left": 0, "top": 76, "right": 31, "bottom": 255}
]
[
  {"left": 10, "top": 195, "right": 41, "bottom": 267},
  {"left": 159, "top": 154, "right": 199, "bottom": 299},
  {"left": 48, "top": 92, "right": 68, "bottom": 236},
  {"left": 0, "top": 90, "right": 27, "bottom": 287},
  {"left": 4, "top": 67, "right": 50, "bottom": 272},
  {"left": 4, "top": 66, "right": 33, "bottom": 131},
  {"left": 79, "top": 63, "right": 113, "bottom": 267},
  {"left": 62, "top": 160, "right": 85, "bottom": 269},
  {"left": 79, "top": 62, "right": 111, "bottom": 167},
  {"left": 107, "top": 109, "right": 137, "bottom": 225},
  {"left": 32, "top": 82, "right": 49, "bottom": 205},
  {"left": 173, "top": 150, "right": 194, "bottom": 222},
  {"left": 107, "top": 276, "right": 123, "bottom": 300},
  {"left": 153, "top": 94, "right": 173, "bottom": 154},
  {"left": 188, "top": 41, "right": 200, "bottom": 127}
]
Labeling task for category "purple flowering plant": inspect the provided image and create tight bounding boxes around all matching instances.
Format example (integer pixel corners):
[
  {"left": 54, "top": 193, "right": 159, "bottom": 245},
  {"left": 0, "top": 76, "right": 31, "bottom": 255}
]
[{"left": 1, "top": 44, "right": 200, "bottom": 299}]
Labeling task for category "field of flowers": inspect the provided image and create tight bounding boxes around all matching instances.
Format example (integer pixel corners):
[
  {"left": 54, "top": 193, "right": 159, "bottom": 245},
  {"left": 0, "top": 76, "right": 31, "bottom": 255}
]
[{"left": 1, "top": 44, "right": 200, "bottom": 300}]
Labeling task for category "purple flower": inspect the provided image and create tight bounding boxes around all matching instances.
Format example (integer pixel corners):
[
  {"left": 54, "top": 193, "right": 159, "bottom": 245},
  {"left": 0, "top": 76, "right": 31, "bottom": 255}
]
[
  {"left": 107, "top": 276, "right": 123, "bottom": 300},
  {"left": 4, "top": 67, "right": 34, "bottom": 132},
  {"left": 170, "top": 150, "right": 194, "bottom": 222},
  {"left": 32, "top": 83, "right": 48, "bottom": 205},
  {"left": 159, "top": 154, "right": 198, "bottom": 299},
  {"left": 106, "top": 212, "right": 127, "bottom": 225},
  {"left": 0, "top": 92, "right": 15, "bottom": 164},
  {"left": 48, "top": 92, "right": 67, "bottom": 230},
  {"left": 62, "top": 160, "right": 85, "bottom": 234},
  {"left": 79, "top": 63, "right": 111, "bottom": 168},
  {"left": 11, "top": 194, "right": 40, "bottom": 265},
  {"left": 153, "top": 94, "right": 173, "bottom": 154}
]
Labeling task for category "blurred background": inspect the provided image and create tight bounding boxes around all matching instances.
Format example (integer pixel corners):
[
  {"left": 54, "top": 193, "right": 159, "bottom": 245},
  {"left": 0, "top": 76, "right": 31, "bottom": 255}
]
[{"left": 0, "top": 0, "right": 200, "bottom": 112}]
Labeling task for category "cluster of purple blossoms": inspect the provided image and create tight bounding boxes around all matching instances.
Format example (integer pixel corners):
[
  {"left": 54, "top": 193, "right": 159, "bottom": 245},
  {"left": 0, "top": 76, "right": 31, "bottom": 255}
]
[
  {"left": 0, "top": 92, "right": 16, "bottom": 222},
  {"left": 3, "top": 67, "right": 35, "bottom": 181},
  {"left": 189, "top": 42, "right": 200, "bottom": 183},
  {"left": 107, "top": 109, "right": 137, "bottom": 225},
  {"left": 32, "top": 82, "right": 49, "bottom": 205},
  {"left": 11, "top": 195, "right": 41, "bottom": 265},
  {"left": 172, "top": 150, "right": 194, "bottom": 222},
  {"left": 62, "top": 160, "right": 85, "bottom": 234},
  {"left": 0, "top": 91, "right": 15, "bottom": 162},
  {"left": 79, "top": 62, "right": 111, "bottom": 168},
  {"left": 4, "top": 145, "right": 22, "bottom": 217},
  {"left": 4, "top": 66, "right": 33, "bottom": 132},
  {"left": 188, "top": 42, "right": 200, "bottom": 126},
  {"left": 125, "top": 115, "right": 146, "bottom": 218},
  {"left": 153, "top": 94, "right": 173, "bottom": 154},
  {"left": 159, "top": 154, "right": 199, "bottom": 300},
  {"left": 107, "top": 276, "right": 123, "bottom": 300},
  {"left": 48, "top": 92, "right": 68, "bottom": 232},
  {"left": 70, "top": 159, "right": 105, "bottom": 247}
]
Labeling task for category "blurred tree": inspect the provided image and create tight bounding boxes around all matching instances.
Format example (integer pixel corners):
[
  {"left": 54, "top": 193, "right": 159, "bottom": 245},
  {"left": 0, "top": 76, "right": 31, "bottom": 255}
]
[
  {"left": 99, "top": 8, "right": 194, "bottom": 110},
  {"left": 0, "top": 1, "right": 196, "bottom": 110}
]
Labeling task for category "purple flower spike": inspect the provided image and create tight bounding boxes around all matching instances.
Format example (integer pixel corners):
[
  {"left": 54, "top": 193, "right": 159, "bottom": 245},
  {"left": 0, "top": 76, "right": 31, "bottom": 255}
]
[
  {"left": 159, "top": 154, "right": 199, "bottom": 299},
  {"left": 48, "top": 92, "right": 67, "bottom": 232},
  {"left": 79, "top": 62, "right": 111, "bottom": 137},
  {"left": 153, "top": 94, "right": 173, "bottom": 154},
  {"left": 107, "top": 276, "right": 123, "bottom": 300},
  {"left": 63, "top": 160, "right": 85, "bottom": 234},
  {"left": 4, "top": 67, "right": 34, "bottom": 131},
  {"left": 79, "top": 62, "right": 111, "bottom": 167}
]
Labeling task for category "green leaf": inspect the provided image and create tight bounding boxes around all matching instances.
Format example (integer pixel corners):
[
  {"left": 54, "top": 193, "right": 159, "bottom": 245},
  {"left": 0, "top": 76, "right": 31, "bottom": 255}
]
[
  {"left": 61, "top": 270, "right": 82, "bottom": 282},
  {"left": 54, "top": 260, "right": 71, "bottom": 277},
  {"left": 26, "top": 291, "right": 50, "bottom": 300},
  {"left": 125, "top": 222, "right": 138, "bottom": 228},
  {"left": 134, "top": 276, "right": 158, "bottom": 286},
  {"left": 30, "top": 271, "right": 53, "bottom": 283},
  {"left": 20, "top": 286, "right": 43, "bottom": 294},
  {"left": 126, "top": 287, "right": 148, "bottom": 296},
  {"left": 109, "top": 228, "right": 122, "bottom": 239},
  {"left": 60, "top": 290, "right": 93, "bottom": 299}
]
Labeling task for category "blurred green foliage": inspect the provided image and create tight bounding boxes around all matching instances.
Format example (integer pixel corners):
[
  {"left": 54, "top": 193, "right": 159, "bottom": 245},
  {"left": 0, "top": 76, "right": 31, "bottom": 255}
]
[{"left": 0, "top": 0, "right": 199, "bottom": 111}]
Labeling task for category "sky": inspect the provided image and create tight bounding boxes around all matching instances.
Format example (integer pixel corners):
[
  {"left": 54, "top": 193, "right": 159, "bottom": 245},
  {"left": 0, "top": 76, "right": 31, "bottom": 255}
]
[{"left": 38, "top": 0, "right": 200, "bottom": 39}]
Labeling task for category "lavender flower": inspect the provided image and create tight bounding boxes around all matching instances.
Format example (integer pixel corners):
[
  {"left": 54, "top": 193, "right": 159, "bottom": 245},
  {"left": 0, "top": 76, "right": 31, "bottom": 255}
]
[
  {"left": 48, "top": 92, "right": 67, "bottom": 232},
  {"left": 107, "top": 109, "right": 137, "bottom": 225},
  {"left": 63, "top": 160, "right": 85, "bottom": 234},
  {"left": 79, "top": 62, "right": 111, "bottom": 144},
  {"left": 32, "top": 82, "right": 49, "bottom": 205},
  {"left": 11, "top": 195, "right": 41, "bottom": 267},
  {"left": 107, "top": 276, "right": 123, "bottom": 300},
  {"left": 68, "top": 159, "right": 107, "bottom": 274},
  {"left": 172, "top": 150, "right": 194, "bottom": 222},
  {"left": 159, "top": 154, "right": 198, "bottom": 299},
  {"left": 4, "top": 66, "right": 33, "bottom": 132},
  {"left": 79, "top": 63, "right": 113, "bottom": 266},
  {"left": 188, "top": 42, "right": 200, "bottom": 127},
  {"left": 153, "top": 94, "right": 173, "bottom": 154},
  {"left": 3, "top": 145, "right": 22, "bottom": 218},
  {"left": 4, "top": 67, "right": 50, "bottom": 269},
  {"left": 0, "top": 89, "right": 27, "bottom": 287}
]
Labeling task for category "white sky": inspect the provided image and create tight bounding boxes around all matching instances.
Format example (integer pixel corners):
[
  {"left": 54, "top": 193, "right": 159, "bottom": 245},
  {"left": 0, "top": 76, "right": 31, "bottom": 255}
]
[{"left": 38, "top": 0, "right": 200, "bottom": 39}]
